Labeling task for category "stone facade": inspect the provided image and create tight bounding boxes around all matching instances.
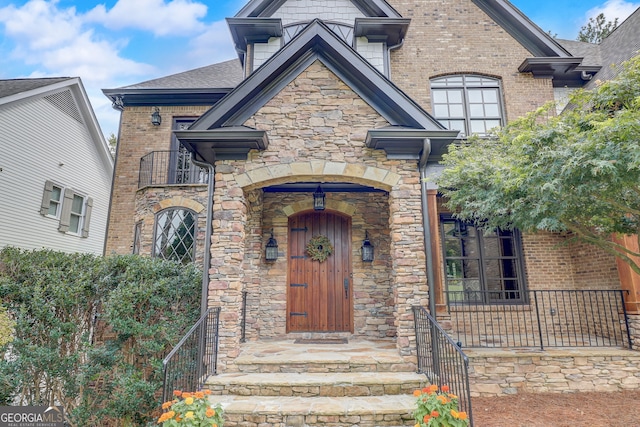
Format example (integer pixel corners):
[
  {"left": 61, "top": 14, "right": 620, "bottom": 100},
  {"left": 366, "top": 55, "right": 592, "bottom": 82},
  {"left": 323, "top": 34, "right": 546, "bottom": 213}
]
[{"left": 467, "top": 348, "right": 640, "bottom": 397}]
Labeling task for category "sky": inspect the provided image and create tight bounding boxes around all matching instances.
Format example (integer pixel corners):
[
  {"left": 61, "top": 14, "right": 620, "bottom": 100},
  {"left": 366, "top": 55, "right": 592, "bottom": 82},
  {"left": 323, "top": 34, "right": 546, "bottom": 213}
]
[{"left": 0, "top": 0, "right": 638, "bottom": 139}]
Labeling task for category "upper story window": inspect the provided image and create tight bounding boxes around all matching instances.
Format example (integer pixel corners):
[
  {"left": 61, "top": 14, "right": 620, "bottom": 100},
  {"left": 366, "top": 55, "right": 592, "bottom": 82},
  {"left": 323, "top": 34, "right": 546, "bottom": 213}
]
[
  {"left": 431, "top": 75, "right": 504, "bottom": 138},
  {"left": 440, "top": 215, "right": 527, "bottom": 304}
]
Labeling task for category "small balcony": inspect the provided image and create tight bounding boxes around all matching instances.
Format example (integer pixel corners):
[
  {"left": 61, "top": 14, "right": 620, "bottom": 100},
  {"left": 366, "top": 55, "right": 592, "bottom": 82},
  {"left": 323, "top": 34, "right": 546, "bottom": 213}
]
[{"left": 138, "top": 150, "right": 209, "bottom": 188}]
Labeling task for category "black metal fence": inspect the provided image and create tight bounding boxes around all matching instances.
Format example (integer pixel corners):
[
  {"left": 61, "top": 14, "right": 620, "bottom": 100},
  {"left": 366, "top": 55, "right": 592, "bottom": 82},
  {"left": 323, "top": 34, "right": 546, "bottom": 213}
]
[
  {"left": 413, "top": 306, "right": 474, "bottom": 426},
  {"left": 444, "top": 290, "right": 631, "bottom": 349},
  {"left": 139, "top": 150, "right": 209, "bottom": 188},
  {"left": 161, "top": 307, "right": 220, "bottom": 402}
]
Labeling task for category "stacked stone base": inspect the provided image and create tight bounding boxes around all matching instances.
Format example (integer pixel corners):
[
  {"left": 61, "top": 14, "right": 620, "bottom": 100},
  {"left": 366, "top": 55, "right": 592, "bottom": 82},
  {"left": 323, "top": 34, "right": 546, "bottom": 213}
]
[{"left": 467, "top": 347, "right": 640, "bottom": 397}]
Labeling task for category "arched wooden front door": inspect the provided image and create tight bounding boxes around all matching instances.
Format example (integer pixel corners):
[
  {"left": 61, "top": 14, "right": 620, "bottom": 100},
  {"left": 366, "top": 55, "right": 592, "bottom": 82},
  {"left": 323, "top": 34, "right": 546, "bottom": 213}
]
[{"left": 287, "top": 211, "right": 352, "bottom": 332}]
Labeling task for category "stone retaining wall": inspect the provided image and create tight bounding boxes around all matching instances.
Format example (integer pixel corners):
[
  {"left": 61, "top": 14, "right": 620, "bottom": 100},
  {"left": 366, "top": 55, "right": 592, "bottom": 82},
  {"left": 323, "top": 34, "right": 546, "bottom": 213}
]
[{"left": 467, "top": 348, "right": 640, "bottom": 397}]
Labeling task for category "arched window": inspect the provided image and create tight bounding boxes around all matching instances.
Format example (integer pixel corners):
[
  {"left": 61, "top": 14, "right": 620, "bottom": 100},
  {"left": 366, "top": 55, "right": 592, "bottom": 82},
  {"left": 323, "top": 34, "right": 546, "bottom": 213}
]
[
  {"left": 153, "top": 208, "right": 197, "bottom": 264},
  {"left": 430, "top": 75, "right": 504, "bottom": 137}
]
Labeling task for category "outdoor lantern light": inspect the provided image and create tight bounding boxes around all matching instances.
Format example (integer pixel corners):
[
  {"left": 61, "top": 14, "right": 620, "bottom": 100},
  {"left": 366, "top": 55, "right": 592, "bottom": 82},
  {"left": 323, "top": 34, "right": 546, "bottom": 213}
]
[
  {"left": 265, "top": 229, "right": 278, "bottom": 261},
  {"left": 361, "top": 231, "right": 374, "bottom": 262},
  {"left": 151, "top": 107, "right": 162, "bottom": 126},
  {"left": 313, "top": 185, "right": 325, "bottom": 211}
]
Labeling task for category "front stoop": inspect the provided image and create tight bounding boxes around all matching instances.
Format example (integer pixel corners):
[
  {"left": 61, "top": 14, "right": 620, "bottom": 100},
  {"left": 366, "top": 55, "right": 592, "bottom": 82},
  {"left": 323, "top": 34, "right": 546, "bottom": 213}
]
[{"left": 205, "top": 339, "right": 423, "bottom": 427}]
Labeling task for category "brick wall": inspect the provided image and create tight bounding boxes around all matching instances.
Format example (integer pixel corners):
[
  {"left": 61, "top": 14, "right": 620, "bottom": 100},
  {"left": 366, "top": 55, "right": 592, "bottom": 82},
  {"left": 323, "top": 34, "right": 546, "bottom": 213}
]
[
  {"left": 389, "top": 0, "right": 554, "bottom": 123},
  {"left": 105, "top": 105, "right": 210, "bottom": 255}
]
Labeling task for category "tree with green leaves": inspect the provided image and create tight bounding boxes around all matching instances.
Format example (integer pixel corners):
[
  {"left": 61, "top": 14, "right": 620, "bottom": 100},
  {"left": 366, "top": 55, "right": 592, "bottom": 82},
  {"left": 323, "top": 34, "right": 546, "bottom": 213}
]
[
  {"left": 438, "top": 56, "right": 640, "bottom": 273},
  {"left": 577, "top": 13, "right": 618, "bottom": 43},
  {"left": 107, "top": 132, "right": 117, "bottom": 157}
]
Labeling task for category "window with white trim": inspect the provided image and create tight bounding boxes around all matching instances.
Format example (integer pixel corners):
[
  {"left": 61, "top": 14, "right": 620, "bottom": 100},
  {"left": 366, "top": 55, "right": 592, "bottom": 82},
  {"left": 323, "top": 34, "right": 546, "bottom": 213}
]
[
  {"left": 431, "top": 75, "right": 504, "bottom": 137},
  {"left": 40, "top": 180, "right": 93, "bottom": 237}
]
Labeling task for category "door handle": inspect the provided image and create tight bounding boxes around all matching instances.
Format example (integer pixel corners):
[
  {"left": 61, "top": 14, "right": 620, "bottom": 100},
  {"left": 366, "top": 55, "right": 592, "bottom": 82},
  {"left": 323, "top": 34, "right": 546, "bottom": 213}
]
[{"left": 344, "top": 278, "right": 349, "bottom": 299}]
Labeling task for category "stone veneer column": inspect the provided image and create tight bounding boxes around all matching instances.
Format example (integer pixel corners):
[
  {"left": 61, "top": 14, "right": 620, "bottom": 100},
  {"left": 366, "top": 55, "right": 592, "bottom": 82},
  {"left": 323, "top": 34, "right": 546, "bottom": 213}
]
[
  {"left": 389, "top": 175, "right": 429, "bottom": 357},
  {"left": 208, "top": 164, "right": 247, "bottom": 371}
]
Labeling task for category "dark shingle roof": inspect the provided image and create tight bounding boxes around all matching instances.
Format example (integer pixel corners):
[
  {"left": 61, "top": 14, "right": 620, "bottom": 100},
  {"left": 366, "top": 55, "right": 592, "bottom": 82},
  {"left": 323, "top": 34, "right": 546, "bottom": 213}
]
[
  {"left": 120, "top": 59, "right": 243, "bottom": 90},
  {"left": 590, "top": 7, "right": 640, "bottom": 86},
  {"left": 556, "top": 39, "right": 602, "bottom": 67},
  {"left": 0, "top": 77, "right": 71, "bottom": 98}
]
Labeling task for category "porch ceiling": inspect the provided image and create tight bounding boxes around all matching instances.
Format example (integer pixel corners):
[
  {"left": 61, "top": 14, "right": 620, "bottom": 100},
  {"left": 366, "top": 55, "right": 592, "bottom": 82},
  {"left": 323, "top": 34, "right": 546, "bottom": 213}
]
[{"left": 262, "top": 182, "right": 386, "bottom": 193}]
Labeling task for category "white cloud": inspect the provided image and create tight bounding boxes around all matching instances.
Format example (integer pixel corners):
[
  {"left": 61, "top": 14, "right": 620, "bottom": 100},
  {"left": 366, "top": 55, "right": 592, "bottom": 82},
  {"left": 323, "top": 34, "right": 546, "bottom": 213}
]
[
  {"left": 184, "top": 20, "right": 237, "bottom": 68},
  {"left": 585, "top": 0, "right": 640, "bottom": 24},
  {"left": 86, "top": 0, "right": 208, "bottom": 36}
]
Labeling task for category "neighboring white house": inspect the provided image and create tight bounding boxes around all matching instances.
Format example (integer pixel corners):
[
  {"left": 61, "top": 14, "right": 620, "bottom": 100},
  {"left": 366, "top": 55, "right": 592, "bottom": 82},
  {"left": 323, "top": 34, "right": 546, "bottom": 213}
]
[{"left": 0, "top": 77, "right": 113, "bottom": 255}]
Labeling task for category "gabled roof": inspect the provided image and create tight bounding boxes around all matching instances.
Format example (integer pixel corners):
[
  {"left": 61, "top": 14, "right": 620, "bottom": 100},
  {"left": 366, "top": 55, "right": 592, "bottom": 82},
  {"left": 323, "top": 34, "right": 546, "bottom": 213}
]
[
  {"left": 0, "top": 77, "right": 72, "bottom": 99},
  {"left": 176, "top": 19, "right": 457, "bottom": 163},
  {"left": 235, "top": 0, "right": 402, "bottom": 18},
  {"left": 0, "top": 77, "right": 113, "bottom": 171},
  {"left": 102, "top": 60, "right": 243, "bottom": 107},
  {"left": 190, "top": 19, "right": 445, "bottom": 131}
]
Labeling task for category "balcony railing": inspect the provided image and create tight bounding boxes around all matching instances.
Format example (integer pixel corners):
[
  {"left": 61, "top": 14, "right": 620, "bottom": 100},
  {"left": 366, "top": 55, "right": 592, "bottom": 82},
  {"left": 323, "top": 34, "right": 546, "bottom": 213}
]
[
  {"left": 139, "top": 150, "right": 209, "bottom": 188},
  {"left": 444, "top": 289, "right": 631, "bottom": 349}
]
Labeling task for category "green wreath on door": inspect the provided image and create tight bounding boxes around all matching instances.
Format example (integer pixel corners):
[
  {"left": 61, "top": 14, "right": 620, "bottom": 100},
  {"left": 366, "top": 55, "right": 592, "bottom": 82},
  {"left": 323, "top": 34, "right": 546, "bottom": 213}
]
[{"left": 306, "top": 235, "right": 334, "bottom": 262}]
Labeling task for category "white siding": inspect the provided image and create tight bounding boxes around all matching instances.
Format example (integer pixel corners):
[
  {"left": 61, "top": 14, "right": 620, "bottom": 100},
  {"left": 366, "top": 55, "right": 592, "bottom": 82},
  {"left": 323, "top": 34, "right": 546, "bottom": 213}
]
[
  {"left": 271, "top": 0, "right": 364, "bottom": 26},
  {"left": 254, "top": 37, "right": 283, "bottom": 69},
  {"left": 0, "top": 91, "right": 111, "bottom": 255},
  {"left": 355, "top": 37, "right": 385, "bottom": 73}
]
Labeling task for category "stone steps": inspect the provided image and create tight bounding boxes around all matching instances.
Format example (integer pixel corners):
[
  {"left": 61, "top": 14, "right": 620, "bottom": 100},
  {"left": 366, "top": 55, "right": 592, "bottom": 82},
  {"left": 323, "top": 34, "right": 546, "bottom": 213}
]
[
  {"left": 206, "top": 371, "right": 426, "bottom": 397},
  {"left": 208, "top": 395, "right": 416, "bottom": 427},
  {"left": 204, "top": 338, "right": 421, "bottom": 427}
]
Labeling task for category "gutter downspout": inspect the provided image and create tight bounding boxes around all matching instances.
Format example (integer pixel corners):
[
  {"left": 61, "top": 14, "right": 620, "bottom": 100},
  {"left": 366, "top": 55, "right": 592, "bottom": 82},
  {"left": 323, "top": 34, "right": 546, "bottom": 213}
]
[
  {"left": 191, "top": 154, "right": 215, "bottom": 316},
  {"left": 418, "top": 139, "right": 437, "bottom": 316}
]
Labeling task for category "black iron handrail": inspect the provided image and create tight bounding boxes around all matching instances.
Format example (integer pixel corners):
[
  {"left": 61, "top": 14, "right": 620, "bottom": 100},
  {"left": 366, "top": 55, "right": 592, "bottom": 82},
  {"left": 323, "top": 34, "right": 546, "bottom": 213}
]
[
  {"left": 413, "top": 306, "right": 474, "bottom": 426},
  {"left": 139, "top": 150, "right": 209, "bottom": 188},
  {"left": 161, "top": 307, "right": 220, "bottom": 402},
  {"left": 444, "top": 289, "right": 631, "bottom": 349}
]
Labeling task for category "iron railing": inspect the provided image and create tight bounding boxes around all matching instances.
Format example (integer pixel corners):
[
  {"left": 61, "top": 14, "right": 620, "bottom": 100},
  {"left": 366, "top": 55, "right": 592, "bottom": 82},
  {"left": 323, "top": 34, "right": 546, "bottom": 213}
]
[
  {"left": 139, "top": 150, "right": 209, "bottom": 188},
  {"left": 162, "top": 307, "right": 220, "bottom": 402},
  {"left": 413, "top": 306, "right": 473, "bottom": 426},
  {"left": 444, "top": 290, "right": 631, "bottom": 349}
]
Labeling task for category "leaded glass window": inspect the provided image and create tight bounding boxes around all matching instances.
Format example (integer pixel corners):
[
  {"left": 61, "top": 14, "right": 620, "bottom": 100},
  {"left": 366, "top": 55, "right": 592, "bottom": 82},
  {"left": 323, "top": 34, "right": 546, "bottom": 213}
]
[{"left": 153, "top": 208, "right": 196, "bottom": 264}]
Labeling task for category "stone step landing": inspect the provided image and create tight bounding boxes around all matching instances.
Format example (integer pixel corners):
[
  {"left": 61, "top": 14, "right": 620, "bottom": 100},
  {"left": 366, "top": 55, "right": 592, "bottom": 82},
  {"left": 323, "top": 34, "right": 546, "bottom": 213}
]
[{"left": 205, "top": 338, "right": 421, "bottom": 427}]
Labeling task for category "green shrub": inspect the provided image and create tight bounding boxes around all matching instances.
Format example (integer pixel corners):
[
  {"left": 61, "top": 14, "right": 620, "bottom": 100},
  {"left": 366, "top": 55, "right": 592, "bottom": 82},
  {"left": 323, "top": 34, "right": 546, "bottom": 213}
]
[{"left": 0, "top": 248, "right": 201, "bottom": 427}]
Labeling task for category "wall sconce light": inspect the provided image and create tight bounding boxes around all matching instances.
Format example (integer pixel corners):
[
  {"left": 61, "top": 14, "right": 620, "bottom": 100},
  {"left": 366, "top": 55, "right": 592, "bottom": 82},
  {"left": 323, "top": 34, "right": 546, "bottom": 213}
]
[
  {"left": 313, "top": 185, "right": 325, "bottom": 211},
  {"left": 361, "top": 231, "right": 374, "bottom": 262},
  {"left": 265, "top": 229, "right": 278, "bottom": 261},
  {"left": 151, "top": 107, "right": 162, "bottom": 126}
]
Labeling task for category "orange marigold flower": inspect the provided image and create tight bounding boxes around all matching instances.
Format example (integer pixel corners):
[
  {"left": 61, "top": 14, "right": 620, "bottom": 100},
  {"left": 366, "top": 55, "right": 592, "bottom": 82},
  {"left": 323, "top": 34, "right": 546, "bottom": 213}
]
[
  {"left": 172, "top": 390, "right": 182, "bottom": 397},
  {"left": 206, "top": 408, "right": 216, "bottom": 417},
  {"left": 458, "top": 411, "right": 468, "bottom": 420},
  {"left": 204, "top": 389, "right": 212, "bottom": 395},
  {"left": 437, "top": 395, "right": 449, "bottom": 404},
  {"left": 195, "top": 391, "right": 205, "bottom": 399},
  {"left": 413, "top": 389, "right": 422, "bottom": 397},
  {"left": 448, "top": 393, "right": 458, "bottom": 399},
  {"left": 428, "top": 384, "right": 438, "bottom": 394},
  {"left": 441, "top": 385, "right": 450, "bottom": 392},
  {"left": 431, "top": 410, "right": 440, "bottom": 418},
  {"left": 423, "top": 414, "right": 431, "bottom": 422},
  {"left": 157, "top": 410, "right": 175, "bottom": 423},
  {"left": 161, "top": 401, "right": 172, "bottom": 410},
  {"left": 422, "top": 387, "right": 429, "bottom": 393},
  {"left": 182, "top": 392, "right": 192, "bottom": 399}
]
